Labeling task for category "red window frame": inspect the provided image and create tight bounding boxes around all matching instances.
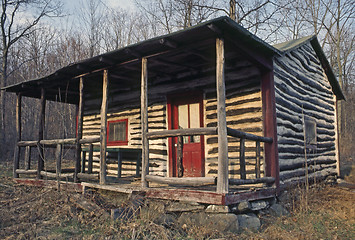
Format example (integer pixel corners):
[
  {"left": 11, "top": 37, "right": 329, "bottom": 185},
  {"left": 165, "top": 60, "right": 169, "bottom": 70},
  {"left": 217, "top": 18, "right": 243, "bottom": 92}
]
[{"left": 107, "top": 119, "right": 129, "bottom": 146}]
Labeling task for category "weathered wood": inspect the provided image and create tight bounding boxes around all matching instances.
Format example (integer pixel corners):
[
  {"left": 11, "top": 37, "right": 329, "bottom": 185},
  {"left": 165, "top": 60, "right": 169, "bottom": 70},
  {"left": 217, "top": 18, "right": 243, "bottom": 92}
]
[
  {"left": 229, "top": 177, "right": 275, "bottom": 185},
  {"left": 75, "top": 77, "right": 85, "bottom": 182},
  {"left": 100, "top": 70, "right": 109, "bottom": 185},
  {"left": 17, "top": 141, "right": 38, "bottom": 147},
  {"left": 261, "top": 69, "right": 279, "bottom": 190},
  {"left": 77, "top": 173, "right": 99, "bottom": 180},
  {"left": 40, "top": 138, "right": 76, "bottom": 145},
  {"left": 81, "top": 182, "right": 135, "bottom": 194},
  {"left": 15, "top": 169, "right": 37, "bottom": 174},
  {"left": 37, "top": 88, "right": 46, "bottom": 179},
  {"left": 216, "top": 38, "right": 229, "bottom": 194},
  {"left": 177, "top": 136, "right": 184, "bottom": 177},
  {"left": 226, "top": 127, "right": 272, "bottom": 143},
  {"left": 79, "top": 137, "right": 100, "bottom": 144},
  {"left": 24, "top": 146, "right": 31, "bottom": 170},
  {"left": 40, "top": 171, "right": 74, "bottom": 178},
  {"left": 145, "top": 175, "right": 216, "bottom": 186},
  {"left": 55, "top": 144, "right": 62, "bottom": 181},
  {"left": 13, "top": 93, "right": 22, "bottom": 178},
  {"left": 225, "top": 188, "right": 276, "bottom": 205},
  {"left": 147, "top": 127, "right": 217, "bottom": 139},
  {"left": 255, "top": 141, "right": 261, "bottom": 178},
  {"left": 141, "top": 57, "right": 149, "bottom": 188},
  {"left": 81, "top": 151, "right": 86, "bottom": 173},
  {"left": 239, "top": 138, "right": 246, "bottom": 179},
  {"left": 87, "top": 144, "right": 94, "bottom": 173}
]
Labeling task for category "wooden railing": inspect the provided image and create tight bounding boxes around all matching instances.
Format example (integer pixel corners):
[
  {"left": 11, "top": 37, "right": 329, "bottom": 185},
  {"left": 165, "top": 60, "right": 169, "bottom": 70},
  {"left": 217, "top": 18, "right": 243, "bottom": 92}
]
[
  {"left": 14, "top": 137, "right": 100, "bottom": 180},
  {"left": 145, "top": 127, "right": 274, "bottom": 187}
]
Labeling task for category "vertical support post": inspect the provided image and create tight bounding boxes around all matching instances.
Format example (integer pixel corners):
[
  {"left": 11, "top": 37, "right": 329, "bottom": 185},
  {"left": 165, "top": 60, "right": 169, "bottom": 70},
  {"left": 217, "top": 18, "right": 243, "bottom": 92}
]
[
  {"left": 88, "top": 144, "right": 93, "bottom": 174},
  {"left": 55, "top": 143, "right": 62, "bottom": 181},
  {"left": 255, "top": 141, "right": 261, "bottom": 178},
  {"left": 25, "top": 146, "right": 31, "bottom": 170},
  {"left": 75, "top": 77, "right": 84, "bottom": 182},
  {"left": 216, "top": 38, "right": 229, "bottom": 193},
  {"left": 37, "top": 88, "right": 46, "bottom": 179},
  {"left": 100, "top": 70, "right": 109, "bottom": 185},
  {"left": 117, "top": 151, "right": 122, "bottom": 178},
  {"left": 261, "top": 69, "right": 279, "bottom": 191},
  {"left": 177, "top": 136, "right": 184, "bottom": 177},
  {"left": 141, "top": 57, "right": 149, "bottom": 188},
  {"left": 13, "top": 93, "right": 22, "bottom": 178},
  {"left": 239, "top": 138, "right": 246, "bottom": 179},
  {"left": 81, "top": 151, "right": 86, "bottom": 173}
]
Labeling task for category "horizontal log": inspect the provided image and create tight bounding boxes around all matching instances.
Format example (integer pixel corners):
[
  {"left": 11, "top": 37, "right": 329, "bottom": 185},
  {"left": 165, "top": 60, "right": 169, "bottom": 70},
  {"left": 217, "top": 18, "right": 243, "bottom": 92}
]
[
  {"left": 40, "top": 171, "right": 74, "bottom": 178},
  {"left": 147, "top": 127, "right": 217, "bottom": 139},
  {"left": 40, "top": 138, "right": 76, "bottom": 145},
  {"left": 227, "top": 127, "right": 272, "bottom": 143},
  {"left": 77, "top": 173, "right": 99, "bottom": 180},
  {"left": 229, "top": 177, "right": 275, "bottom": 185},
  {"left": 15, "top": 169, "right": 37, "bottom": 174},
  {"left": 17, "top": 141, "right": 37, "bottom": 147},
  {"left": 79, "top": 137, "right": 100, "bottom": 144},
  {"left": 145, "top": 175, "right": 216, "bottom": 186}
]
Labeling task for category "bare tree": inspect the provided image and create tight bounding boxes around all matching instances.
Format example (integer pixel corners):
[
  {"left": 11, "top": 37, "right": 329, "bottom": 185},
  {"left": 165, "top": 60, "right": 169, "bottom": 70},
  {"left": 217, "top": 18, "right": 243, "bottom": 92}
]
[{"left": 0, "top": 0, "right": 62, "bottom": 159}]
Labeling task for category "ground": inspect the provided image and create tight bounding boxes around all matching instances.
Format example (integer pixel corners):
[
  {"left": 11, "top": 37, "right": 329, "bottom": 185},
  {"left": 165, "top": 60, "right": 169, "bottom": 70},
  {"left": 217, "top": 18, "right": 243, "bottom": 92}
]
[{"left": 0, "top": 161, "right": 354, "bottom": 240}]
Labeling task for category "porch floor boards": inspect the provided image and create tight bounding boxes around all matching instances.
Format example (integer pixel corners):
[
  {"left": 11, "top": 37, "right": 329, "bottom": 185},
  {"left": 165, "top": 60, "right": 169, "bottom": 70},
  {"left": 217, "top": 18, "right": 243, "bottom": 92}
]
[{"left": 13, "top": 176, "right": 276, "bottom": 206}]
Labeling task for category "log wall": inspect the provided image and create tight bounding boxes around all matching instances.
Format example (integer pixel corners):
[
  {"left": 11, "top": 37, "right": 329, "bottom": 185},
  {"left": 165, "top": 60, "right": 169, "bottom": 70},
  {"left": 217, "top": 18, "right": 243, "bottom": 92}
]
[
  {"left": 273, "top": 42, "right": 337, "bottom": 186},
  {"left": 82, "top": 60, "right": 264, "bottom": 179}
]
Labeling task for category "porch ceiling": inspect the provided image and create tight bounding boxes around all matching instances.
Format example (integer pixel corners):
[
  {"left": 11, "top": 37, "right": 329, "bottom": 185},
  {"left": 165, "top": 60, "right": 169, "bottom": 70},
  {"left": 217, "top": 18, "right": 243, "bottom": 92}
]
[{"left": 2, "top": 16, "right": 279, "bottom": 105}]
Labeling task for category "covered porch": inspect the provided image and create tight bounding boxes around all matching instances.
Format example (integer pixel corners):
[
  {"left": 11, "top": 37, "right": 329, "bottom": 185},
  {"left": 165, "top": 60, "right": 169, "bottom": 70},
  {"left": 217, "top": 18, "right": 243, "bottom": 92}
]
[{"left": 4, "top": 17, "right": 280, "bottom": 205}]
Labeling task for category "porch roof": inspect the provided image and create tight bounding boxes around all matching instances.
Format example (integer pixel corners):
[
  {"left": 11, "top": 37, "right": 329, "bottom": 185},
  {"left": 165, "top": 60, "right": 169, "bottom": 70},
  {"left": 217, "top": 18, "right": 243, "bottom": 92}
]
[{"left": 2, "top": 16, "right": 279, "bottom": 104}]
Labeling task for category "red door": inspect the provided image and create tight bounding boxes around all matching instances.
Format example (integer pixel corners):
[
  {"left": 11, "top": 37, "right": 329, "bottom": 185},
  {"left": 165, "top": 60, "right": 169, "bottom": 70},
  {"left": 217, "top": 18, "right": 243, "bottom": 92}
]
[{"left": 168, "top": 93, "right": 204, "bottom": 177}]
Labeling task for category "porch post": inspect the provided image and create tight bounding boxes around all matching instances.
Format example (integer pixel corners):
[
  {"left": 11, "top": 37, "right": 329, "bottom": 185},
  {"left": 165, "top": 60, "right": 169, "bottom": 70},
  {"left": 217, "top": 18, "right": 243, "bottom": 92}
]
[
  {"left": 13, "top": 93, "right": 22, "bottom": 178},
  {"left": 216, "top": 38, "right": 229, "bottom": 194},
  {"left": 74, "top": 77, "right": 84, "bottom": 182},
  {"left": 100, "top": 70, "right": 109, "bottom": 185},
  {"left": 37, "top": 88, "right": 46, "bottom": 179},
  {"left": 141, "top": 57, "right": 149, "bottom": 188},
  {"left": 261, "top": 69, "right": 279, "bottom": 191}
]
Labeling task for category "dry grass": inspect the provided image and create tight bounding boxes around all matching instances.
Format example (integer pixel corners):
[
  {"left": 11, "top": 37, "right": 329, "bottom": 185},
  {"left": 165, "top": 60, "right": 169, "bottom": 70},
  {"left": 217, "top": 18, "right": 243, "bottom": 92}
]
[{"left": 1, "top": 161, "right": 354, "bottom": 239}]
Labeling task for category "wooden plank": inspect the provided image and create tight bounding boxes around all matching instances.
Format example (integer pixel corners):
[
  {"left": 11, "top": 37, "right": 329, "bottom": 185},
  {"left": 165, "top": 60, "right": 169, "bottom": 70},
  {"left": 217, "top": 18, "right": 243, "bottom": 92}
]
[
  {"left": 225, "top": 188, "right": 276, "bottom": 205},
  {"left": 55, "top": 144, "right": 62, "bottom": 181},
  {"left": 40, "top": 171, "right": 74, "bottom": 178},
  {"left": 87, "top": 144, "right": 94, "bottom": 173},
  {"left": 145, "top": 188, "right": 225, "bottom": 205},
  {"left": 81, "top": 182, "right": 135, "bottom": 194},
  {"left": 147, "top": 127, "right": 217, "bottom": 139},
  {"left": 15, "top": 169, "right": 37, "bottom": 174},
  {"left": 100, "top": 70, "right": 109, "bottom": 185},
  {"left": 239, "top": 138, "right": 246, "bottom": 179},
  {"left": 177, "top": 136, "right": 183, "bottom": 177},
  {"left": 24, "top": 146, "right": 31, "bottom": 170},
  {"left": 37, "top": 88, "right": 46, "bottom": 179},
  {"left": 261, "top": 70, "right": 279, "bottom": 190},
  {"left": 216, "top": 38, "right": 229, "bottom": 194},
  {"left": 40, "top": 138, "right": 76, "bottom": 145},
  {"left": 79, "top": 137, "right": 100, "bottom": 144},
  {"left": 13, "top": 93, "right": 21, "bottom": 178},
  {"left": 14, "top": 178, "right": 82, "bottom": 191},
  {"left": 75, "top": 77, "right": 84, "bottom": 182},
  {"left": 141, "top": 57, "right": 149, "bottom": 188},
  {"left": 146, "top": 175, "right": 216, "bottom": 186},
  {"left": 229, "top": 177, "right": 275, "bottom": 185},
  {"left": 226, "top": 127, "right": 272, "bottom": 143},
  {"left": 77, "top": 173, "right": 99, "bottom": 180},
  {"left": 255, "top": 141, "right": 261, "bottom": 178}
]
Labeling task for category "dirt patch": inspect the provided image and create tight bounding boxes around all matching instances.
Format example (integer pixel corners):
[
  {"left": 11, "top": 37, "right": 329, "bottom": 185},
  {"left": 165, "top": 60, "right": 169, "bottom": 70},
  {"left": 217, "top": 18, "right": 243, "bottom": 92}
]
[{"left": 1, "top": 162, "right": 355, "bottom": 239}]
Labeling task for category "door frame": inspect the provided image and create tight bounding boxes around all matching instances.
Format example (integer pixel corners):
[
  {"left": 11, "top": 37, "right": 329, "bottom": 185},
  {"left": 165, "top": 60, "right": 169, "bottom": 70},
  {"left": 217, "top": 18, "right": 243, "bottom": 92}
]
[{"left": 167, "top": 91, "right": 205, "bottom": 177}]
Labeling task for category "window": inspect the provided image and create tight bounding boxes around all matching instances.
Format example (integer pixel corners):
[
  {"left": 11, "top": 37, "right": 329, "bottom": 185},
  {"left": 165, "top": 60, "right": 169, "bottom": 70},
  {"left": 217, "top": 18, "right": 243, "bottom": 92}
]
[
  {"left": 304, "top": 118, "right": 317, "bottom": 149},
  {"left": 107, "top": 119, "right": 128, "bottom": 146}
]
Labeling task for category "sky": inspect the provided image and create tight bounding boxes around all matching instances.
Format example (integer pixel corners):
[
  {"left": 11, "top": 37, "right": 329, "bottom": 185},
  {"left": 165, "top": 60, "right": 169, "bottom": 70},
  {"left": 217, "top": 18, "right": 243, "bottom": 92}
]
[{"left": 62, "top": 0, "right": 136, "bottom": 12}]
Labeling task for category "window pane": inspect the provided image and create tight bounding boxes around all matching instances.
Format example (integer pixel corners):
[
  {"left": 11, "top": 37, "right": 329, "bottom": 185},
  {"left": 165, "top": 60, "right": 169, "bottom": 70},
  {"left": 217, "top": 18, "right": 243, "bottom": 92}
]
[
  {"left": 178, "top": 104, "right": 189, "bottom": 143},
  {"left": 109, "top": 121, "right": 127, "bottom": 142},
  {"left": 189, "top": 103, "right": 200, "bottom": 143},
  {"left": 305, "top": 119, "right": 316, "bottom": 146}
]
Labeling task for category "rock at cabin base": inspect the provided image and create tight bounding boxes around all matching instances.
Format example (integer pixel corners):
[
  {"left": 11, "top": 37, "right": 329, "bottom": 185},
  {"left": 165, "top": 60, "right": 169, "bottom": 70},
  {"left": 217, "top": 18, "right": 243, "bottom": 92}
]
[
  {"left": 250, "top": 200, "right": 269, "bottom": 211},
  {"left": 269, "top": 203, "right": 290, "bottom": 217},
  {"left": 237, "top": 213, "right": 261, "bottom": 231},
  {"left": 230, "top": 201, "right": 251, "bottom": 213},
  {"left": 178, "top": 212, "right": 239, "bottom": 233},
  {"left": 165, "top": 201, "right": 205, "bottom": 212},
  {"left": 205, "top": 205, "right": 230, "bottom": 213}
]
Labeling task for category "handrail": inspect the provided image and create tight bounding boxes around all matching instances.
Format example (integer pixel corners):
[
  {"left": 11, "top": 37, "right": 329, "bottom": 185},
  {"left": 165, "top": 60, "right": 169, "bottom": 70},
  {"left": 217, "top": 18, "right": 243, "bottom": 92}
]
[
  {"left": 17, "top": 136, "right": 100, "bottom": 147},
  {"left": 226, "top": 127, "right": 272, "bottom": 143},
  {"left": 147, "top": 127, "right": 217, "bottom": 139}
]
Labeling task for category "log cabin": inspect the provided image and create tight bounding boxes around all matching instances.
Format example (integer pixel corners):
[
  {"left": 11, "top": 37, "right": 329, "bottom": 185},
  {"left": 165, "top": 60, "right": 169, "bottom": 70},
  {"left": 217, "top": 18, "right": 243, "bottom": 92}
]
[{"left": 2, "top": 17, "right": 344, "bottom": 205}]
